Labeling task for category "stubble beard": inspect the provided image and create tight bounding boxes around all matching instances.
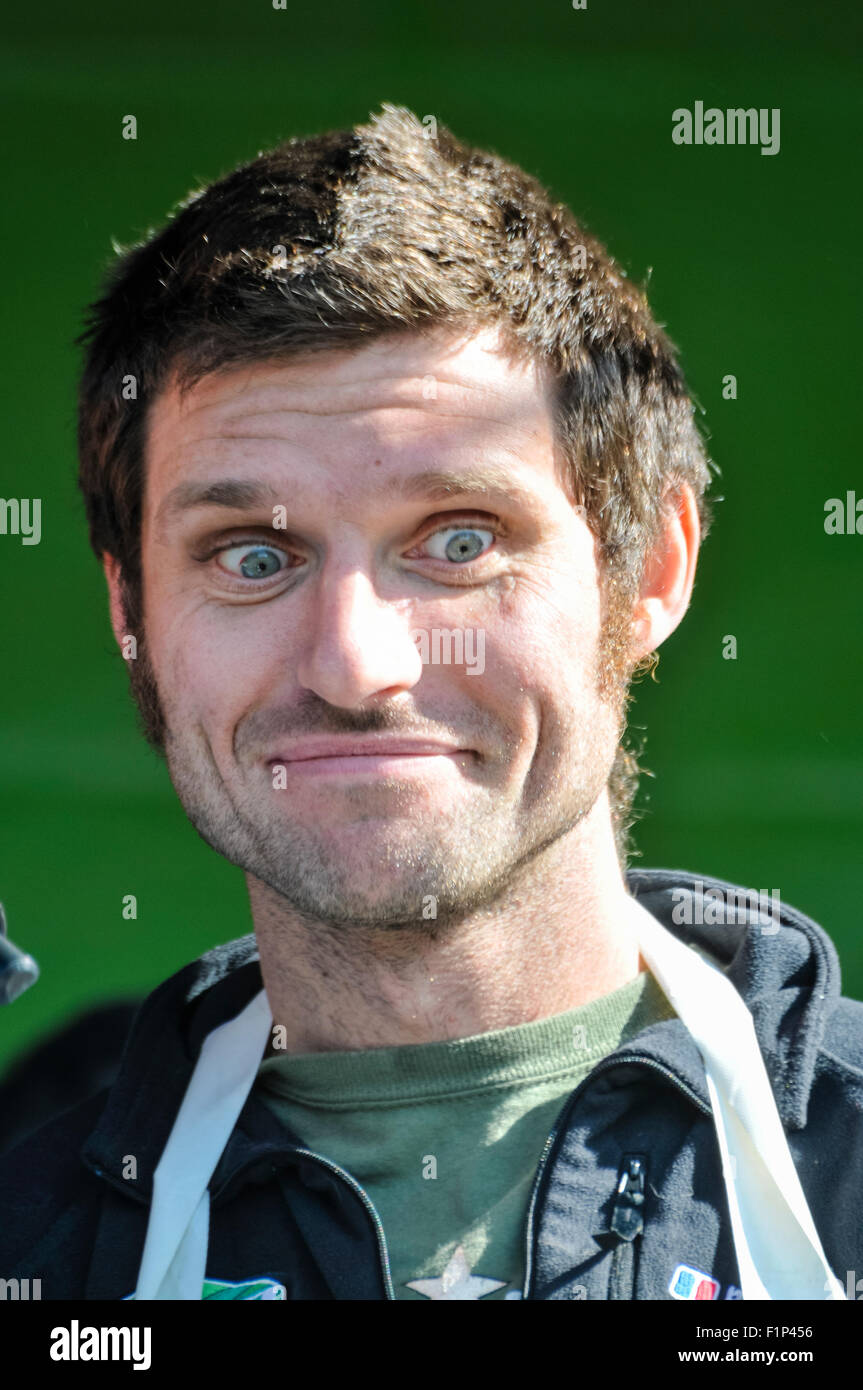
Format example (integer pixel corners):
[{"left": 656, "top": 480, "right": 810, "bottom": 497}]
[{"left": 123, "top": 578, "right": 636, "bottom": 932}]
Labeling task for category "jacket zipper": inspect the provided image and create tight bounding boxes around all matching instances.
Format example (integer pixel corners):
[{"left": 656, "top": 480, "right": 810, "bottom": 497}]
[
  {"left": 521, "top": 1054, "right": 711, "bottom": 1299},
  {"left": 608, "top": 1155, "right": 646, "bottom": 1299},
  {"left": 278, "top": 1146, "right": 396, "bottom": 1300}
]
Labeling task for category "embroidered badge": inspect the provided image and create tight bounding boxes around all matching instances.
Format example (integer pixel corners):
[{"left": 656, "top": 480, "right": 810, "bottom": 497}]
[
  {"left": 668, "top": 1263, "right": 720, "bottom": 1300},
  {"left": 124, "top": 1276, "right": 286, "bottom": 1300}
]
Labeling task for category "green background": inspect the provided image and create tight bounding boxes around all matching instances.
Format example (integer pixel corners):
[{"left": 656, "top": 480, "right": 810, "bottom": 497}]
[{"left": 1, "top": 0, "right": 861, "bottom": 1072}]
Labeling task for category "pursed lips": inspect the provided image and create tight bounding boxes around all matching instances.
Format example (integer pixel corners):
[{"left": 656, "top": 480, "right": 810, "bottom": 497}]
[{"left": 264, "top": 738, "right": 471, "bottom": 774}]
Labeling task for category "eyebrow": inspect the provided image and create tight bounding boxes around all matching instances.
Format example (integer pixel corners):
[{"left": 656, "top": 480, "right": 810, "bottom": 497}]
[
  {"left": 155, "top": 478, "right": 283, "bottom": 525},
  {"left": 156, "top": 465, "right": 542, "bottom": 528}
]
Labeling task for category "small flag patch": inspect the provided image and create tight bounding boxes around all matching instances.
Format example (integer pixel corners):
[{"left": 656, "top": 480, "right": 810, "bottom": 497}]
[{"left": 668, "top": 1263, "right": 720, "bottom": 1300}]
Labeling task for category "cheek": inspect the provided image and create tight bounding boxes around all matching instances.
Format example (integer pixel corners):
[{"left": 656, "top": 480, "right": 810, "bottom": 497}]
[
  {"left": 493, "top": 564, "right": 604, "bottom": 680},
  {"left": 462, "top": 581, "right": 606, "bottom": 769},
  {"left": 148, "top": 599, "right": 278, "bottom": 733}
]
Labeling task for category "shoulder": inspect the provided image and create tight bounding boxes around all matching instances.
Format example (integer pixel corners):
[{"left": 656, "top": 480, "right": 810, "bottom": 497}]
[
  {"left": 0, "top": 1088, "right": 111, "bottom": 1267},
  {"left": 798, "top": 996, "right": 863, "bottom": 1164},
  {"left": 818, "top": 993, "right": 863, "bottom": 1079}
]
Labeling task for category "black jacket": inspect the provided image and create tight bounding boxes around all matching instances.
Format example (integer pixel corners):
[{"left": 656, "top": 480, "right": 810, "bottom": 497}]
[{"left": 1, "top": 868, "right": 862, "bottom": 1300}]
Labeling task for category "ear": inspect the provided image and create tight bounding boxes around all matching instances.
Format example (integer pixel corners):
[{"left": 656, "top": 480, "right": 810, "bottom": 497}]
[
  {"left": 628, "top": 483, "right": 700, "bottom": 664},
  {"left": 102, "top": 552, "right": 130, "bottom": 650}
]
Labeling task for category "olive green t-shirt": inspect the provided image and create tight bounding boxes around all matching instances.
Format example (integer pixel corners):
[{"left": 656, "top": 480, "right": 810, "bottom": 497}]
[{"left": 255, "top": 968, "right": 675, "bottom": 1299}]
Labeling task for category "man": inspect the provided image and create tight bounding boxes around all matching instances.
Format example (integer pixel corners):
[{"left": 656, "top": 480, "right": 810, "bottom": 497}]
[{"left": 0, "top": 103, "right": 859, "bottom": 1302}]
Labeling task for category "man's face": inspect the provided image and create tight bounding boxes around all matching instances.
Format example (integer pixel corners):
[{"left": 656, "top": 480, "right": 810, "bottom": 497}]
[{"left": 125, "top": 327, "right": 630, "bottom": 928}]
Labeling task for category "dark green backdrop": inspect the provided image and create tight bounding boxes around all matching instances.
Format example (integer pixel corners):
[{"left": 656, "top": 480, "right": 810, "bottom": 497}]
[{"left": 2, "top": 0, "right": 861, "bottom": 1072}]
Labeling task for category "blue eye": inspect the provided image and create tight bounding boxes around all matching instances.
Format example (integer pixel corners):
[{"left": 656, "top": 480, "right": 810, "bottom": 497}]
[
  {"left": 219, "top": 544, "right": 287, "bottom": 579},
  {"left": 425, "top": 526, "right": 495, "bottom": 564}
]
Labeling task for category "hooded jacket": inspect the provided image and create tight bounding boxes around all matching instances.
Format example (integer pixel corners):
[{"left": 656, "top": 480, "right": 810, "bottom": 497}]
[{"left": 1, "top": 868, "right": 861, "bottom": 1301}]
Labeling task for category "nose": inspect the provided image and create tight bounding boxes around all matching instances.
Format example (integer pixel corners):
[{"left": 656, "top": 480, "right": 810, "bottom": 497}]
[{"left": 295, "top": 564, "right": 424, "bottom": 708}]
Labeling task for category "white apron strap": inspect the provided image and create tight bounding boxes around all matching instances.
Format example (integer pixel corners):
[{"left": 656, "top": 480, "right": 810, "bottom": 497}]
[
  {"left": 135, "top": 987, "right": 273, "bottom": 1300},
  {"left": 632, "top": 904, "right": 845, "bottom": 1300}
]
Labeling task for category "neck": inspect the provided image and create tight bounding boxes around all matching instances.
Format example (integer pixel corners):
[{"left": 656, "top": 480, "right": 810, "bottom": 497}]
[{"left": 250, "top": 798, "right": 646, "bottom": 1056}]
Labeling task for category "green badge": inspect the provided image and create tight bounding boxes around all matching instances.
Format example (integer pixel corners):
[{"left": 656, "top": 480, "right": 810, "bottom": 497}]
[{"left": 125, "top": 1275, "right": 286, "bottom": 1300}]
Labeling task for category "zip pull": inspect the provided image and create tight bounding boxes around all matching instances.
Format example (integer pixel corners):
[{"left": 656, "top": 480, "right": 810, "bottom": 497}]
[{"left": 610, "top": 1154, "right": 647, "bottom": 1241}]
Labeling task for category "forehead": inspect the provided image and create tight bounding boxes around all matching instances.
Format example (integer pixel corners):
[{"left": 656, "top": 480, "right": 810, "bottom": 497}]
[{"left": 143, "top": 326, "right": 564, "bottom": 521}]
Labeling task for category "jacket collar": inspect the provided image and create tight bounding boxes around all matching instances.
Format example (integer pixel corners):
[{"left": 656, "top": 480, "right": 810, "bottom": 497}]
[
  {"left": 82, "top": 938, "right": 265, "bottom": 1203},
  {"left": 82, "top": 868, "right": 841, "bottom": 1196},
  {"left": 626, "top": 867, "right": 841, "bottom": 1130}
]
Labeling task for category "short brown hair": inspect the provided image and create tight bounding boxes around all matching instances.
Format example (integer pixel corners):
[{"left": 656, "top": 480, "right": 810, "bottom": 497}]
[{"left": 76, "top": 103, "right": 714, "bottom": 864}]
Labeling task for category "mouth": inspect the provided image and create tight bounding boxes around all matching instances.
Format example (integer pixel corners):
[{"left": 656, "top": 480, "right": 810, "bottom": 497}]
[
  {"left": 272, "top": 752, "right": 468, "bottom": 778},
  {"left": 265, "top": 739, "right": 472, "bottom": 779}
]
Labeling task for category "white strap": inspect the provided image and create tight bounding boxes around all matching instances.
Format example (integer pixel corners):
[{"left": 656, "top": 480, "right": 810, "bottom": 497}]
[
  {"left": 135, "top": 987, "right": 273, "bottom": 1300},
  {"left": 632, "top": 904, "right": 845, "bottom": 1299}
]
